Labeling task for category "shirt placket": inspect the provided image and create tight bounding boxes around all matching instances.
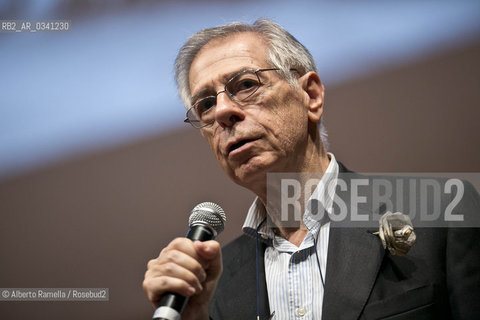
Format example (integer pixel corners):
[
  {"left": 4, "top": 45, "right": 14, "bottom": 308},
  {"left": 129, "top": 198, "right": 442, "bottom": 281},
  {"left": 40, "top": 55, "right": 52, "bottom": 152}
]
[{"left": 288, "top": 245, "right": 314, "bottom": 318}]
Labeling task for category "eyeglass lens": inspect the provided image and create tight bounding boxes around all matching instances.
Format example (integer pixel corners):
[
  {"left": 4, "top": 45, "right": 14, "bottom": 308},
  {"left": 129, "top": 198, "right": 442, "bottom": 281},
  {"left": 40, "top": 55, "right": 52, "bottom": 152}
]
[{"left": 194, "top": 70, "right": 261, "bottom": 122}]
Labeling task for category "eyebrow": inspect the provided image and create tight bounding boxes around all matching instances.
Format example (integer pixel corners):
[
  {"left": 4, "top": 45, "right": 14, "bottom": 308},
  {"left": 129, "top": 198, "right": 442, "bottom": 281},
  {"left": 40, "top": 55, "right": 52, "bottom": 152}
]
[
  {"left": 190, "top": 88, "right": 212, "bottom": 105},
  {"left": 190, "top": 67, "right": 257, "bottom": 104}
]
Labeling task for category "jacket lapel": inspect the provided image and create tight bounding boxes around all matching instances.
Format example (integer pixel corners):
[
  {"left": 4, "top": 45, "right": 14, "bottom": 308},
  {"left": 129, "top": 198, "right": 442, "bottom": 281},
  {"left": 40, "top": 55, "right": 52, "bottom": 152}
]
[
  {"left": 322, "top": 163, "right": 385, "bottom": 318},
  {"left": 322, "top": 198, "right": 385, "bottom": 319}
]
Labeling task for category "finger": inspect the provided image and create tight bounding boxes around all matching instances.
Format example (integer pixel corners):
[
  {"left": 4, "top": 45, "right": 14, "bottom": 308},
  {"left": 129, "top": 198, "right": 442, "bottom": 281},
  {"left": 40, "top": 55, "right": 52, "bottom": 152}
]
[
  {"left": 142, "top": 276, "right": 196, "bottom": 304},
  {"left": 148, "top": 261, "right": 204, "bottom": 292},
  {"left": 157, "top": 249, "right": 207, "bottom": 283},
  {"left": 164, "top": 237, "right": 198, "bottom": 258}
]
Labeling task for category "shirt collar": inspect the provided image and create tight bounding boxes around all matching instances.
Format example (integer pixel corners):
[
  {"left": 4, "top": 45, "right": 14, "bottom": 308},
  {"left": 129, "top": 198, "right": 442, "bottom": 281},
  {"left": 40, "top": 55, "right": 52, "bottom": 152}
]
[{"left": 242, "top": 153, "right": 339, "bottom": 242}]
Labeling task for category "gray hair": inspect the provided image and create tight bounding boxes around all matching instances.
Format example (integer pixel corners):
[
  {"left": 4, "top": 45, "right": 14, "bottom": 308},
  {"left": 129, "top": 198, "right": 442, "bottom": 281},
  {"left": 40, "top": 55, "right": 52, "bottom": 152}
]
[{"left": 174, "top": 19, "right": 328, "bottom": 148}]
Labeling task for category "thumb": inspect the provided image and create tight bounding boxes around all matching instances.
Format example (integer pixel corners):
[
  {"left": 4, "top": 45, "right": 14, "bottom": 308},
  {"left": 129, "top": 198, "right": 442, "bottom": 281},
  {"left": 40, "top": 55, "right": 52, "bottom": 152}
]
[
  {"left": 194, "top": 240, "right": 222, "bottom": 276},
  {"left": 195, "top": 240, "right": 220, "bottom": 259}
]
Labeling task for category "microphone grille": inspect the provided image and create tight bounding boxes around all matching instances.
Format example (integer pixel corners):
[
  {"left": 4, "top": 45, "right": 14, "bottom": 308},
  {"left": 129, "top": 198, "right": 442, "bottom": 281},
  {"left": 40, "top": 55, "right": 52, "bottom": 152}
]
[{"left": 189, "top": 202, "right": 226, "bottom": 234}]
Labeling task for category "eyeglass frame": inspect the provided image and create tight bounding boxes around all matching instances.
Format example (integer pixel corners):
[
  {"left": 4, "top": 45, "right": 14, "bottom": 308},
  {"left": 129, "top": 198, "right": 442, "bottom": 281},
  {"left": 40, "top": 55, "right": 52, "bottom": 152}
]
[{"left": 183, "top": 67, "right": 297, "bottom": 129}]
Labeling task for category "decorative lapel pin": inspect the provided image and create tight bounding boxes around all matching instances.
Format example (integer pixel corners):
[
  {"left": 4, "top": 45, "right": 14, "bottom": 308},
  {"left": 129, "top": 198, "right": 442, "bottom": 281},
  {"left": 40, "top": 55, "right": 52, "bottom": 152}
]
[{"left": 373, "top": 211, "right": 416, "bottom": 256}]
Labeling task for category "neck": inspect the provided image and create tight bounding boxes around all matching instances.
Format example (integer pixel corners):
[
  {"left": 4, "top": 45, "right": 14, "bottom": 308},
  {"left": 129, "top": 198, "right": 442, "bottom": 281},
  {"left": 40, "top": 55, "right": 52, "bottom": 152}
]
[
  {"left": 274, "top": 226, "right": 309, "bottom": 247},
  {"left": 259, "top": 141, "right": 330, "bottom": 245}
]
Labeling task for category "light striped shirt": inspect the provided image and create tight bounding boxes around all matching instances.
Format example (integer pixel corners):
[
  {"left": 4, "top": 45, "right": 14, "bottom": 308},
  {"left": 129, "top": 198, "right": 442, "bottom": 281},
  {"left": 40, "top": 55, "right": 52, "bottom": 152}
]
[{"left": 242, "top": 153, "right": 339, "bottom": 320}]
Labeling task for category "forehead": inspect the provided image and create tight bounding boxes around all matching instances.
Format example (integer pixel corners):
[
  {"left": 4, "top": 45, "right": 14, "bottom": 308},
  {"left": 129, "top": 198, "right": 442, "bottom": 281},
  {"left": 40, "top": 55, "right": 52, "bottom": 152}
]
[{"left": 189, "top": 32, "right": 269, "bottom": 96}]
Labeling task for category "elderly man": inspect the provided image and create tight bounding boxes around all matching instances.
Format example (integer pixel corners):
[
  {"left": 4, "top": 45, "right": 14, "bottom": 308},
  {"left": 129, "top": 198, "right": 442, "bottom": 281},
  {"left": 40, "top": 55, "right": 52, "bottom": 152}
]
[{"left": 143, "top": 20, "right": 479, "bottom": 319}]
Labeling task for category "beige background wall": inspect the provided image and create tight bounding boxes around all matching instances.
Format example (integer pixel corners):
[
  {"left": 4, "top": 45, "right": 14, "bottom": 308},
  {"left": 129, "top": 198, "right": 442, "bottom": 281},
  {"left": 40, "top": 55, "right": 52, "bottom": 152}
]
[{"left": 0, "top": 42, "right": 479, "bottom": 319}]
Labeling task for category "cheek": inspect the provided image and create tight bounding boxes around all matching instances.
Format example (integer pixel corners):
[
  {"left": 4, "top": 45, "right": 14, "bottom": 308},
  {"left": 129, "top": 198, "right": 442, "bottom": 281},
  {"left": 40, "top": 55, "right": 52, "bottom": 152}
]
[
  {"left": 202, "top": 132, "right": 219, "bottom": 156},
  {"left": 204, "top": 132, "right": 230, "bottom": 169},
  {"left": 261, "top": 92, "right": 309, "bottom": 145}
]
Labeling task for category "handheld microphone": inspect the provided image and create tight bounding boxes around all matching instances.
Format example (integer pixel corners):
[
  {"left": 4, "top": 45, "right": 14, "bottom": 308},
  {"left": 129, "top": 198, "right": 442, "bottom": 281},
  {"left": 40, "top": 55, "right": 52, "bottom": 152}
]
[{"left": 153, "top": 202, "right": 226, "bottom": 320}]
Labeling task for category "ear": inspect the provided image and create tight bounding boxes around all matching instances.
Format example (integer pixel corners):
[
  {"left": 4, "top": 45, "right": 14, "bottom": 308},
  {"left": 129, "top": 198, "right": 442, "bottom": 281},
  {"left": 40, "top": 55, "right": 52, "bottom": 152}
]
[{"left": 299, "top": 72, "right": 324, "bottom": 123}]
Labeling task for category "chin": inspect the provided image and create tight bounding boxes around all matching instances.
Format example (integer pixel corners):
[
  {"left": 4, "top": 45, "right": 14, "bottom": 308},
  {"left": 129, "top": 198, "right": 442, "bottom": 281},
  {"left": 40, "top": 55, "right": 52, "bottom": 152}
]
[{"left": 231, "top": 157, "right": 274, "bottom": 188}]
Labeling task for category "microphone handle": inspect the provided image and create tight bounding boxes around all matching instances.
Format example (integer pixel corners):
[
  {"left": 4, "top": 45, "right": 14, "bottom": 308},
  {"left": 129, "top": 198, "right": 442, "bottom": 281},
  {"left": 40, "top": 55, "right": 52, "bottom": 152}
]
[{"left": 153, "top": 225, "right": 216, "bottom": 320}]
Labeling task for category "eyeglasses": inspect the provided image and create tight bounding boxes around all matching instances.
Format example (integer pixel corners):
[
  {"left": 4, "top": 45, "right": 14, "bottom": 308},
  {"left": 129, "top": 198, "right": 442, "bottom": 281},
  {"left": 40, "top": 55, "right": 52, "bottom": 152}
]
[{"left": 184, "top": 68, "right": 288, "bottom": 129}]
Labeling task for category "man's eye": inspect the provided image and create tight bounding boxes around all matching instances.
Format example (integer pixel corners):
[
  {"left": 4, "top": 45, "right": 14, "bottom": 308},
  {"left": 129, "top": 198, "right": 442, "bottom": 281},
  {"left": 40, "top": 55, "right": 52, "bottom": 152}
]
[
  {"left": 234, "top": 79, "right": 258, "bottom": 93},
  {"left": 195, "top": 97, "right": 216, "bottom": 116}
]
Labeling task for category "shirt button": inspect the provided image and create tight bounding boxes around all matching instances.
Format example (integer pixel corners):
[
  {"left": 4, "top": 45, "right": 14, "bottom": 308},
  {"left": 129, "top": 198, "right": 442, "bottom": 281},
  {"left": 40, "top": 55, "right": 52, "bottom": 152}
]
[{"left": 297, "top": 307, "right": 306, "bottom": 317}]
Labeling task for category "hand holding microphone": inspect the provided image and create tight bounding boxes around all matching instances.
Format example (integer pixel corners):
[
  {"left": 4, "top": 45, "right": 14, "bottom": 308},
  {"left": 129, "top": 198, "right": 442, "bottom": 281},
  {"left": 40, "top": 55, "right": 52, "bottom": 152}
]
[{"left": 143, "top": 202, "right": 226, "bottom": 320}]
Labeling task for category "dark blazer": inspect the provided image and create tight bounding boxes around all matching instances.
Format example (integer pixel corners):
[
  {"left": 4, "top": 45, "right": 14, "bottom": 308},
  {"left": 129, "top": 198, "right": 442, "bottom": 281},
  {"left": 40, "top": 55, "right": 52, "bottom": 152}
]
[{"left": 209, "top": 166, "right": 480, "bottom": 319}]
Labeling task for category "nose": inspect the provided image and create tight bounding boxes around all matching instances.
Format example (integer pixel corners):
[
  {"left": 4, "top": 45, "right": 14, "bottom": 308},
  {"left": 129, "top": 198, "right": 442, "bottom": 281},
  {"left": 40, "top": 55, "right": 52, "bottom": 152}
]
[{"left": 214, "top": 91, "right": 245, "bottom": 128}]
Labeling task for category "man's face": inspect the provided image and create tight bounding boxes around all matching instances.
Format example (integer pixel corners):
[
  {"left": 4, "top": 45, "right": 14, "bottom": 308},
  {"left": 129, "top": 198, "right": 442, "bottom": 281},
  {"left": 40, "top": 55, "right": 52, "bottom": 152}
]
[{"left": 188, "top": 32, "right": 315, "bottom": 191}]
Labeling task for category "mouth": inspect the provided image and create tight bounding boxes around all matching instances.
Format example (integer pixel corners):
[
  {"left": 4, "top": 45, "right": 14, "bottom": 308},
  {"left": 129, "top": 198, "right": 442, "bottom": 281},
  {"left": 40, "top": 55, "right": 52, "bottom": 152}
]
[{"left": 227, "top": 138, "right": 258, "bottom": 155}]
